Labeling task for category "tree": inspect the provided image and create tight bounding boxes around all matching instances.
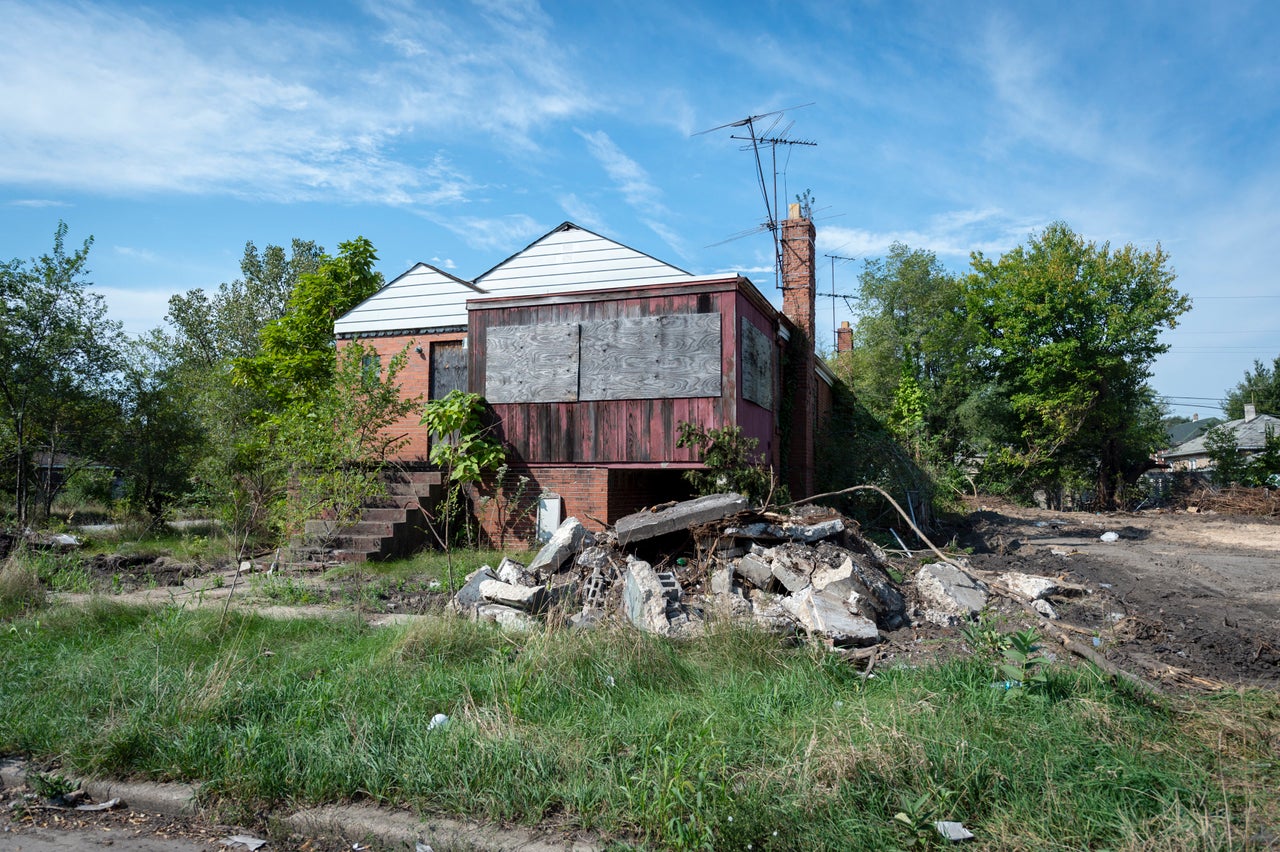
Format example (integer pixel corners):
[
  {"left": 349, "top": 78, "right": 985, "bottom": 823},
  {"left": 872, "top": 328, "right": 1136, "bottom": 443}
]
[
  {"left": 1222, "top": 356, "right": 1280, "bottom": 419},
  {"left": 166, "top": 239, "right": 323, "bottom": 369},
  {"left": 234, "top": 237, "right": 382, "bottom": 413},
  {"left": 273, "top": 340, "right": 419, "bottom": 546},
  {"left": 966, "top": 222, "right": 1190, "bottom": 508},
  {"left": 0, "top": 222, "right": 122, "bottom": 524},
  {"left": 108, "top": 333, "right": 205, "bottom": 522},
  {"left": 832, "top": 244, "right": 975, "bottom": 465}
]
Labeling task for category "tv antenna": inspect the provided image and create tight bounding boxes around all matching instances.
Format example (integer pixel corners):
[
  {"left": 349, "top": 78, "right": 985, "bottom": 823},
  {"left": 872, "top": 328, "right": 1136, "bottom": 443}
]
[
  {"left": 695, "top": 104, "right": 816, "bottom": 288},
  {"left": 821, "top": 253, "right": 859, "bottom": 349}
]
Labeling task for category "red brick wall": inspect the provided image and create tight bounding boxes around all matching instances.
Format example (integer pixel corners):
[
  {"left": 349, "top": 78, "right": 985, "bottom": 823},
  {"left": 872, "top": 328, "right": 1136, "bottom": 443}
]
[
  {"left": 470, "top": 464, "right": 695, "bottom": 549},
  {"left": 337, "top": 331, "right": 466, "bottom": 463}
]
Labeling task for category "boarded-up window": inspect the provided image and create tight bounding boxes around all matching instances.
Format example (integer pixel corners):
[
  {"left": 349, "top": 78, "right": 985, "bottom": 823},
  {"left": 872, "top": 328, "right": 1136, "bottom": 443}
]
[
  {"left": 484, "top": 324, "right": 580, "bottom": 403},
  {"left": 579, "top": 314, "right": 721, "bottom": 401},
  {"left": 429, "top": 341, "right": 467, "bottom": 400},
  {"left": 740, "top": 318, "right": 773, "bottom": 409}
]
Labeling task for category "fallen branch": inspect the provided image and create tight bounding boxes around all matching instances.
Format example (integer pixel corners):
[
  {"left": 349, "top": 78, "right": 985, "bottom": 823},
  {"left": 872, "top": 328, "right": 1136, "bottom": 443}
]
[{"left": 785, "top": 484, "right": 964, "bottom": 570}]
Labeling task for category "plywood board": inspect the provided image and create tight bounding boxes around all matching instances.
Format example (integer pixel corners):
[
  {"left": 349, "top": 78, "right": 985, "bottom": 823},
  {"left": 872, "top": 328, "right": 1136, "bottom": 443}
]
[
  {"left": 485, "top": 323, "right": 580, "bottom": 403},
  {"left": 579, "top": 313, "right": 721, "bottom": 401},
  {"left": 740, "top": 318, "right": 773, "bottom": 409}
]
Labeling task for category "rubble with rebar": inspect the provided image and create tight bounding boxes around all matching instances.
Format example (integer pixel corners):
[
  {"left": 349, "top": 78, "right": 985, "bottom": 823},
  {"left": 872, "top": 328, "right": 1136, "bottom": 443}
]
[{"left": 450, "top": 492, "right": 1098, "bottom": 657}]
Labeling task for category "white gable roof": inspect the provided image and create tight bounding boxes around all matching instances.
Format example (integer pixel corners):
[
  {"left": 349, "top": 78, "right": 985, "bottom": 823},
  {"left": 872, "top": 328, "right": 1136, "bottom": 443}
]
[
  {"left": 474, "top": 222, "right": 695, "bottom": 297},
  {"left": 335, "top": 262, "right": 483, "bottom": 336},
  {"left": 334, "top": 223, "right": 700, "bottom": 337}
]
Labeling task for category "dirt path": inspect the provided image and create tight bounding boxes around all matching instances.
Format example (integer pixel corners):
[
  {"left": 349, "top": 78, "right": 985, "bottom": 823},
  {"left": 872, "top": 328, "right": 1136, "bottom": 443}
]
[{"left": 958, "top": 502, "right": 1280, "bottom": 688}]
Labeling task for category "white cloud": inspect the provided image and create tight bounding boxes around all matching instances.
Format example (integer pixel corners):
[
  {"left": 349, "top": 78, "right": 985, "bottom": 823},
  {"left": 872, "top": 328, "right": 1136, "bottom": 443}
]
[
  {"left": 819, "top": 208, "right": 1048, "bottom": 263},
  {"left": 7, "top": 198, "right": 69, "bottom": 208},
  {"left": 437, "top": 213, "right": 546, "bottom": 254},
  {"left": 558, "top": 193, "right": 608, "bottom": 232},
  {"left": 97, "top": 286, "right": 175, "bottom": 336},
  {"left": 0, "top": 0, "right": 590, "bottom": 205},
  {"left": 113, "top": 246, "right": 159, "bottom": 263}
]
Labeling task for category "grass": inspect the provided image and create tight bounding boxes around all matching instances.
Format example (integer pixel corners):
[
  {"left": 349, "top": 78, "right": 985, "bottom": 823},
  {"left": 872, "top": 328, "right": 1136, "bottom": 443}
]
[{"left": 1, "top": 600, "right": 1277, "bottom": 850}]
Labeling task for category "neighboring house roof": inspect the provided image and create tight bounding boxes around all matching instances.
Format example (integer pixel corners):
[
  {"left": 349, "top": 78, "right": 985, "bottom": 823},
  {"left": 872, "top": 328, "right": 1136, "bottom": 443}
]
[
  {"left": 1166, "top": 417, "right": 1220, "bottom": 448},
  {"left": 1163, "top": 412, "right": 1280, "bottom": 460},
  {"left": 335, "top": 262, "right": 484, "bottom": 337},
  {"left": 473, "top": 222, "right": 696, "bottom": 297}
]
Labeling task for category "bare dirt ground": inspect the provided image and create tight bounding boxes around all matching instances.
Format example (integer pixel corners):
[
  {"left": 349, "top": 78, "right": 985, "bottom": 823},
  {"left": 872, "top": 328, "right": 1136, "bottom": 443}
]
[{"left": 945, "top": 499, "right": 1280, "bottom": 689}]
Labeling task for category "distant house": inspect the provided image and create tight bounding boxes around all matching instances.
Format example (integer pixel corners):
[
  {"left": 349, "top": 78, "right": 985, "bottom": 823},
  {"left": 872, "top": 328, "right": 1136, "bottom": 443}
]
[
  {"left": 1160, "top": 404, "right": 1280, "bottom": 472},
  {"left": 334, "top": 205, "right": 832, "bottom": 546}
]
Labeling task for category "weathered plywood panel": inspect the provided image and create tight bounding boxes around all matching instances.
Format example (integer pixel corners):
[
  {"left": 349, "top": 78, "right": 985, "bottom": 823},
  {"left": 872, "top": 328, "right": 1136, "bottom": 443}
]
[
  {"left": 578, "top": 313, "right": 721, "bottom": 401},
  {"left": 485, "top": 323, "right": 580, "bottom": 403},
  {"left": 740, "top": 317, "right": 773, "bottom": 409}
]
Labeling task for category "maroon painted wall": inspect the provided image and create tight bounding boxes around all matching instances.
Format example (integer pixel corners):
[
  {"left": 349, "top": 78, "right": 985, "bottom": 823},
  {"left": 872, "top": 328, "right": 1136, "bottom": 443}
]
[{"left": 468, "top": 279, "right": 779, "bottom": 467}]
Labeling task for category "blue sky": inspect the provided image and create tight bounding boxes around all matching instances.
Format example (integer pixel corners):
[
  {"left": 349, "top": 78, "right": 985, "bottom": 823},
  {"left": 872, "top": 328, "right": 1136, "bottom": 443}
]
[{"left": 2, "top": 0, "right": 1277, "bottom": 418}]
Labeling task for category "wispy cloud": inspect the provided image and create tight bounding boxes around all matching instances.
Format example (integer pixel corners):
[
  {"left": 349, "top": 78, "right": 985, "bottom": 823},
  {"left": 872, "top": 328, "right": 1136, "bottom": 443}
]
[
  {"left": 576, "top": 129, "right": 692, "bottom": 258},
  {"left": 558, "top": 193, "right": 608, "bottom": 232},
  {"left": 819, "top": 208, "right": 1049, "bottom": 263},
  {"left": 0, "top": 0, "right": 590, "bottom": 205},
  {"left": 7, "top": 198, "right": 69, "bottom": 208},
  {"left": 436, "top": 213, "right": 545, "bottom": 255},
  {"left": 113, "top": 246, "right": 159, "bottom": 263}
]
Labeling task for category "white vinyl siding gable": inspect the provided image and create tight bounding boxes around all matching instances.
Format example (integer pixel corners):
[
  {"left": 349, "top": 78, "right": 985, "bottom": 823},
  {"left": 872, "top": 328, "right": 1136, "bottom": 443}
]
[
  {"left": 335, "top": 263, "right": 482, "bottom": 336},
  {"left": 474, "top": 224, "right": 695, "bottom": 297}
]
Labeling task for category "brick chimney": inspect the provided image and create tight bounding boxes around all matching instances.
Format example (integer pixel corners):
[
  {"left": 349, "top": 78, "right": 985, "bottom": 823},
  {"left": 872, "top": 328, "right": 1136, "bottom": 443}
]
[
  {"left": 780, "top": 202, "right": 817, "bottom": 498},
  {"left": 1244, "top": 403, "right": 1257, "bottom": 422},
  {"left": 781, "top": 203, "right": 816, "bottom": 341},
  {"left": 836, "top": 320, "right": 852, "bottom": 353}
]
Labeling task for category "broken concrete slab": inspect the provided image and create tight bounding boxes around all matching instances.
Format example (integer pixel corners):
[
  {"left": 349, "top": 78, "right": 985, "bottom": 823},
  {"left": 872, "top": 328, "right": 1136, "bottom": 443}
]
[
  {"left": 734, "top": 552, "right": 775, "bottom": 588},
  {"left": 782, "top": 587, "right": 879, "bottom": 647},
  {"left": 454, "top": 565, "right": 498, "bottom": 611},
  {"left": 916, "top": 562, "right": 989, "bottom": 626},
  {"left": 771, "top": 558, "right": 811, "bottom": 594},
  {"left": 478, "top": 579, "right": 547, "bottom": 612},
  {"left": 496, "top": 557, "right": 529, "bottom": 586},
  {"left": 528, "top": 517, "right": 595, "bottom": 575},
  {"left": 780, "top": 518, "right": 844, "bottom": 543},
  {"left": 475, "top": 604, "right": 536, "bottom": 631},
  {"left": 1000, "top": 572, "right": 1059, "bottom": 601},
  {"left": 1032, "top": 599, "right": 1058, "bottom": 619},
  {"left": 710, "top": 565, "right": 735, "bottom": 596},
  {"left": 576, "top": 545, "right": 619, "bottom": 578},
  {"left": 615, "top": 493, "right": 749, "bottom": 546},
  {"left": 623, "top": 559, "right": 672, "bottom": 635}
]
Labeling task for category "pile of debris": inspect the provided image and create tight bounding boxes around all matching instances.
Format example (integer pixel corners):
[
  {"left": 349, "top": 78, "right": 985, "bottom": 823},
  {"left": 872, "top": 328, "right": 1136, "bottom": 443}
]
[{"left": 451, "top": 493, "right": 1083, "bottom": 651}]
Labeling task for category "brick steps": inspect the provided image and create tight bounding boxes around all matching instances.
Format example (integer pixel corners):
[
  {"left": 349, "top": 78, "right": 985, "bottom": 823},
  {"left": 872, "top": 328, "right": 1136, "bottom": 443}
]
[{"left": 298, "top": 470, "right": 443, "bottom": 563}]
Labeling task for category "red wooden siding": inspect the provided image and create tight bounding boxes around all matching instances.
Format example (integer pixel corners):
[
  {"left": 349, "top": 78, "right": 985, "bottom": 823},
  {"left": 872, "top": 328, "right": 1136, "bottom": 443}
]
[{"left": 469, "top": 279, "right": 771, "bottom": 466}]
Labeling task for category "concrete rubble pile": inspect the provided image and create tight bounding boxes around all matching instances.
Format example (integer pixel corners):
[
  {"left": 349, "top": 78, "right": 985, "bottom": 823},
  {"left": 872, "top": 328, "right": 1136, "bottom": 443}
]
[
  {"left": 450, "top": 492, "right": 1085, "bottom": 651},
  {"left": 450, "top": 493, "right": 889, "bottom": 648}
]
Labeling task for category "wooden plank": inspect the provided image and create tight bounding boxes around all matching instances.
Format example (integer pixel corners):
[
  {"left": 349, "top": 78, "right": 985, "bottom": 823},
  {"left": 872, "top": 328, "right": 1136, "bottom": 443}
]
[
  {"left": 579, "top": 313, "right": 721, "bottom": 401},
  {"left": 485, "top": 323, "right": 580, "bottom": 403},
  {"left": 740, "top": 317, "right": 774, "bottom": 409}
]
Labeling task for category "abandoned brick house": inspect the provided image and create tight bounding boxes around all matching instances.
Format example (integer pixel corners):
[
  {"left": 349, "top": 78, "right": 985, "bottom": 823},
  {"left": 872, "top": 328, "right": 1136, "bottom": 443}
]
[{"left": 332, "top": 204, "right": 833, "bottom": 552}]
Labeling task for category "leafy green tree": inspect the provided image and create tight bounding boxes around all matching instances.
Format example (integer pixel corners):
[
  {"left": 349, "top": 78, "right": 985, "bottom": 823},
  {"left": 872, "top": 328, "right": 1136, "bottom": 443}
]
[
  {"left": 108, "top": 333, "right": 204, "bottom": 522},
  {"left": 1222, "top": 356, "right": 1280, "bottom": 419},
  {"left": 1204, "top": 425, "right": 1245, "bottom": 486},
  {"left": 234, "top": 237, "right": 382, "bottom": 412},
  {"left": 832, "top": 243, "right": 975, "bottom": 465},
  {"left": 273, "top": 340, "right": 419, "bottom": 546},
  {"left": 421, "top": 390, "right": 506, "bottom": 558},
  {"left": 0, "top": 222, "right": 122, "bottom": 524},
  {"left": 166, "top": 239, "right": 323, "bottom": 369},
  {"left": 966, "top": 222, "right": 1190, "bottom": 508},
  {"left": 676, "top": 422, "right": 780, "bottom": 505}
]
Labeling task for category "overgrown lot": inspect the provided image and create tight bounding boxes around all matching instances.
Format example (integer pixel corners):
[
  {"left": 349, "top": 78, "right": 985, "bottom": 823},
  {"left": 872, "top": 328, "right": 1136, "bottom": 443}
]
[{"left": 2, "top": 600, "right": 1277, "bottom": 850}]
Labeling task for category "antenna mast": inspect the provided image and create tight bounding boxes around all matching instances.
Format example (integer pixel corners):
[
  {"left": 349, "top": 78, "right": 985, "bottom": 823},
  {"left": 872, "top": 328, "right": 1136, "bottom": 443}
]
[
  {"left": 695, "top": 104, "right": 815, "bottom": 288},
  {"left": 821, "top": 253, "right": 858, "bottom": 349}
]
